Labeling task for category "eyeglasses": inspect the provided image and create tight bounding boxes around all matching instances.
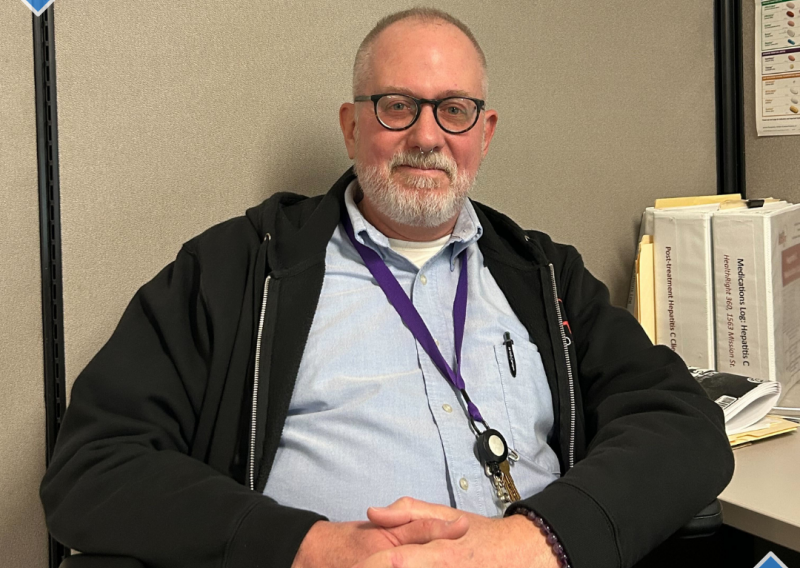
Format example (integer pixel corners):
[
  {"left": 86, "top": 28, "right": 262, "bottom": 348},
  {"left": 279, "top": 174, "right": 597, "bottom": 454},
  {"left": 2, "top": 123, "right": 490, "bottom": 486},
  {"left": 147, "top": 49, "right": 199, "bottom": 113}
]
[{"left": 354, "top": 93, "right": 485, "bottom": 134}]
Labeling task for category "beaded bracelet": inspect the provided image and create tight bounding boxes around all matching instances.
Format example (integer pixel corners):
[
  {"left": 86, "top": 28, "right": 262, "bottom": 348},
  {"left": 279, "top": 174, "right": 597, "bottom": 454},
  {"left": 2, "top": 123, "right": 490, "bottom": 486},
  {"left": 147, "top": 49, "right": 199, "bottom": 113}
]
[{"left": 512, "top": 508, "right": 572, "bottom": 568}]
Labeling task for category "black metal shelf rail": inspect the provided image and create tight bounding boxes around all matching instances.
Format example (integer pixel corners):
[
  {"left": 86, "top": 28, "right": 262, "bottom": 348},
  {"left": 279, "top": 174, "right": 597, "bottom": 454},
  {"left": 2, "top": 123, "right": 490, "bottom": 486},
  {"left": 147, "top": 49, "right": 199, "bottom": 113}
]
[
  {"left": 715, "top": 0, "right": 747, "bottom": 196},
  {"left": 32, "top": 6, "right": 69, "bottom": 568}
]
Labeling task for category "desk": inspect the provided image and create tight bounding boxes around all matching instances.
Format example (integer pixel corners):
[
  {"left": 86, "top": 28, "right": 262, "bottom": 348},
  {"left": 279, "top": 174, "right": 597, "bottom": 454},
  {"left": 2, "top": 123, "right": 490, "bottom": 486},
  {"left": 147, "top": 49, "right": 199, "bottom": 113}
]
[{"left": 719, "top": 429, "right": 800, "bottom": 552}]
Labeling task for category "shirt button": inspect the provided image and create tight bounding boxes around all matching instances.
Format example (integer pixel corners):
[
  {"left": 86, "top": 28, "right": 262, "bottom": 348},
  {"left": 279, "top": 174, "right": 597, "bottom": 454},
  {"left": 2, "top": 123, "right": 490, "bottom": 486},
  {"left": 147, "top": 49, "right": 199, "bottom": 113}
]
[
  {"left": 442, "top": 404, "right": 453, "bottom": 413},
  {"left": 459, "top": 478, "right": 469, "bottom": 491},
  {"left": 420, "top": 274, "right": 428, "bottom": 285}
]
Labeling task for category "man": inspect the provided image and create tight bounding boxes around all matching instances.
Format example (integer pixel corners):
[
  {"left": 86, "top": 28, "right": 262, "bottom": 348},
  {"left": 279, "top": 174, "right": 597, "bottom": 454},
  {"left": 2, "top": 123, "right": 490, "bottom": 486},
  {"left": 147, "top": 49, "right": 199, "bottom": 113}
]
[{"left": 41, "top": 8, "right": 734, "bottom": 568}]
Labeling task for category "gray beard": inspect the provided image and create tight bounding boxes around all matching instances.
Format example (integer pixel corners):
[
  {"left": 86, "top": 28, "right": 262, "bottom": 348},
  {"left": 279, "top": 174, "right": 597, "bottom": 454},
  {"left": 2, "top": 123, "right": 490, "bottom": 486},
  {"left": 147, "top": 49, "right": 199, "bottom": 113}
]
[{"left": 353, "top": 151, "right": 476, "bottom": 228}]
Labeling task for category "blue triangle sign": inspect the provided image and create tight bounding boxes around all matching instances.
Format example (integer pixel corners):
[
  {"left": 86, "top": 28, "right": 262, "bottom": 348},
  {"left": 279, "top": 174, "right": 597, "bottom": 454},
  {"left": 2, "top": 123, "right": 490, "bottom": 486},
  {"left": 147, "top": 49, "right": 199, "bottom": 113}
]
[
  {"left": 20, "top": 0, "right": 56, "bottom": 17},
  {"left": 754, "top": 552, "right": 789, "bottom": 568}
]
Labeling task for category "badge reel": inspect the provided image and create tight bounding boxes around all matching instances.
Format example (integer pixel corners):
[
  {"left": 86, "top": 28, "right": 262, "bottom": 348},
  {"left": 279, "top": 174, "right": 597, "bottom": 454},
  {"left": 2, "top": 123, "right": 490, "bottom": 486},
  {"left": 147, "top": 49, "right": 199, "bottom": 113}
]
[{"left": 476, "top": 428, "right": 521, "bottom": 506}]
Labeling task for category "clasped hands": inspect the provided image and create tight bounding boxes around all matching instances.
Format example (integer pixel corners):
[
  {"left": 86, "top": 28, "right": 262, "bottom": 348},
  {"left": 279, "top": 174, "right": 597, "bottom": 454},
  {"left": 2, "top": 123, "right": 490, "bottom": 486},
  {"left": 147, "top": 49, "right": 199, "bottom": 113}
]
[{"left": 292, "top": 497, "right": 558, "bottom": 568}]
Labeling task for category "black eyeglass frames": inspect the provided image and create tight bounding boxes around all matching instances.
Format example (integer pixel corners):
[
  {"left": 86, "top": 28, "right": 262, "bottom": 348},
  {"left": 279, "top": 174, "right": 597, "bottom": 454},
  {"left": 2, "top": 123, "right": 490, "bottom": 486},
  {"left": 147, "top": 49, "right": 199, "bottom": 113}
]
[{"left": 353, "top": 93, "right": 486, "bottom": 134}]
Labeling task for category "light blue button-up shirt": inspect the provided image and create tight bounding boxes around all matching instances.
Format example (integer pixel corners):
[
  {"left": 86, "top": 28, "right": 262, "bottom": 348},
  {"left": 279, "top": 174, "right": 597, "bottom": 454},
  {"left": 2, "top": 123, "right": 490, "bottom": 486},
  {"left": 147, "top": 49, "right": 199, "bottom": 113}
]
[{"left": 263, "top": 181, "right": 560, "bottom": 520}]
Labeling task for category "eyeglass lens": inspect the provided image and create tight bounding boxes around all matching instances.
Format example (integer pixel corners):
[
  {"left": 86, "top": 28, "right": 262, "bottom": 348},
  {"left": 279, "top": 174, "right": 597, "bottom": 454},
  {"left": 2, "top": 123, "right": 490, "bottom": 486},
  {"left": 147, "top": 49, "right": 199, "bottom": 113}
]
[{"left": 376, "top": 95, "right": 478, "bottom": 132}]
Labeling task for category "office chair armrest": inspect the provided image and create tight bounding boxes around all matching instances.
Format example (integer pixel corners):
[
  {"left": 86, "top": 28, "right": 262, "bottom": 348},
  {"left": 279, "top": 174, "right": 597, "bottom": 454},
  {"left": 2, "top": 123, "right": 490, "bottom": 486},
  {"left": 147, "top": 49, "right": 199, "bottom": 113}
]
[
  {"left": 59, "top": 555, "right": 147, "bottom": 568},
  {"left": 676, "top": 499, "right": 722, "bottom": 538}
]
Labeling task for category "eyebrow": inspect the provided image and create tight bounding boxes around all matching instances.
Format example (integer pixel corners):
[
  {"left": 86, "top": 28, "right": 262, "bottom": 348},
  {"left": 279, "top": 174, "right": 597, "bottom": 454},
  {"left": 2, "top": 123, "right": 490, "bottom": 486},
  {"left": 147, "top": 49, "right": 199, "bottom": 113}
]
[{"left": 380, "top": 86, "right": 477, "bottom": 99}]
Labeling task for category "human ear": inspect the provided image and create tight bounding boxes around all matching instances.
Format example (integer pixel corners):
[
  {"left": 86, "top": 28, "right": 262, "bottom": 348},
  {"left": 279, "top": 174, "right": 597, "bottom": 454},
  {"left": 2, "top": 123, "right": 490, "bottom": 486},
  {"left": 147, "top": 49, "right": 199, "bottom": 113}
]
[
  {"left": 481, "top": 109, "right": 498, "bottom": 157},
  {"left": 339, "top": 103, "right": 357, "bottom": 160}
]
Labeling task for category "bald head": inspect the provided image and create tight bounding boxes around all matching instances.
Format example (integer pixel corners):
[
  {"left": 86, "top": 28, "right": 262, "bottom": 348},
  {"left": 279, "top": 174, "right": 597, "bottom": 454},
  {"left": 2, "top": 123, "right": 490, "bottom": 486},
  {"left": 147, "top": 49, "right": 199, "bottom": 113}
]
[{"left": 352, "top": 8, "right": 488, "bottom": 99}]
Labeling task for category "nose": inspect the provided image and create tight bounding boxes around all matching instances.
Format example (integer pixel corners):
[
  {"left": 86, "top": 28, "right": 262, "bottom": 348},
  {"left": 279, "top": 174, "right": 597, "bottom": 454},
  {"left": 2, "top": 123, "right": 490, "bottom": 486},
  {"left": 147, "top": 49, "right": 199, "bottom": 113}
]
[{"left": 406, "top": 103, "right": 446, "bottom": 153}]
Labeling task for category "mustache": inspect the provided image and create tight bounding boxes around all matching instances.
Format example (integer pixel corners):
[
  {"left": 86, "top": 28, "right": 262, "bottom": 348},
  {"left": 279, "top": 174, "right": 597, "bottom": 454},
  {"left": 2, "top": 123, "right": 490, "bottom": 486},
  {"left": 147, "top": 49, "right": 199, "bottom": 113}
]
[{"left": 388, "top": 151, "right": 457, "bottom": 182}]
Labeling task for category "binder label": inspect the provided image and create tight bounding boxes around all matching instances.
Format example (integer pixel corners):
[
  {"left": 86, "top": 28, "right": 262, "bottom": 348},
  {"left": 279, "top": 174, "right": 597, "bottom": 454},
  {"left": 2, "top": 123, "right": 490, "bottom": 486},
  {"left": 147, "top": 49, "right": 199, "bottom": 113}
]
[{"left": 722, "top": 255, "right": 751, "bottom": 367}]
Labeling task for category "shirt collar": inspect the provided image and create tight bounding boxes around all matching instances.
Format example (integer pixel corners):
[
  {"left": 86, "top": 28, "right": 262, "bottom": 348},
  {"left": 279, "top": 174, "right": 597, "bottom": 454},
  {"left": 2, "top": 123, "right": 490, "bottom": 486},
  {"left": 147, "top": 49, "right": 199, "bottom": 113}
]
[{"left": 343, "top": 179, "right": 483, "bottom": 270}]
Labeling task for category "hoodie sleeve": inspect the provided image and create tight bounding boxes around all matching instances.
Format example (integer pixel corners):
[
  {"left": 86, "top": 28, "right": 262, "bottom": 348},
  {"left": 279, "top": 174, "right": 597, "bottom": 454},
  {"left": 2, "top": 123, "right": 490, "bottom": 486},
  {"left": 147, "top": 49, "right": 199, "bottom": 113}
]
[
  {"left": 40, "top": 244, "right": 324, "bottom": 568},
  {"left": 508, "top": 246, "right": 734, "bottom": 568}
]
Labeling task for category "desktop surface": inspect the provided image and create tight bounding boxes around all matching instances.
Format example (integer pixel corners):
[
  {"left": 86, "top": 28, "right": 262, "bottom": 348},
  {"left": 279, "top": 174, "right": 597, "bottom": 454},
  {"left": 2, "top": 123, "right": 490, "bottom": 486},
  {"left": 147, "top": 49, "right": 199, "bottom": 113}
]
[{"left": 719, "top": 429, "right": 800, "bottom": 552}]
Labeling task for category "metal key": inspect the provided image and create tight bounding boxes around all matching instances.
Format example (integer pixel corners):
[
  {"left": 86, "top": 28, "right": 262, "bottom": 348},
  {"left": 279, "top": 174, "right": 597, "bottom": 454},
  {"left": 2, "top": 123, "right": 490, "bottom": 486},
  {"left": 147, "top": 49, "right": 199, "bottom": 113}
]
[
  {"left": 485, "top": 460, "right": 520, "bottom": 504},
  {"left": 486, "top": 462, "right": 511, "bottom": 503},
  {"left": 499, "top": 460, "right": 521, "bottom": 502},
  {"left": 477, "top": 429, "right": 521, "bottom": 505}
]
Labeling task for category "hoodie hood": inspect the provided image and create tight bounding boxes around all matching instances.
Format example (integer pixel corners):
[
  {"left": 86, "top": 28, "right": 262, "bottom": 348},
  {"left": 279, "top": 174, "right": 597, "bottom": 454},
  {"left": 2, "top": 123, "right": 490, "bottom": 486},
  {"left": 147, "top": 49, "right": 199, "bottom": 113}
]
[{"left": 244, "top": 168, "right": 355, "bottom": 273}]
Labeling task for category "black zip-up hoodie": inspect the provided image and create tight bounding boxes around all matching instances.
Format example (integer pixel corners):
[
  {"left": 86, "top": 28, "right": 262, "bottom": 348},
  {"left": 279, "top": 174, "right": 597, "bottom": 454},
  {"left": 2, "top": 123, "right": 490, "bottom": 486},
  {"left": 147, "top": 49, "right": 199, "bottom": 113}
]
[{"left": 41, "top": 169, "right": 734, "bottom": 568}]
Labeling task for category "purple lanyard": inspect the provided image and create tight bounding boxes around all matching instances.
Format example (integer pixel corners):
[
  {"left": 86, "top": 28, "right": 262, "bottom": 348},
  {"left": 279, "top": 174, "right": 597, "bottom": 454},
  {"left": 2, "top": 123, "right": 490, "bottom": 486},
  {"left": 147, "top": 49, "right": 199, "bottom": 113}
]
[{"left": 341, "top": 211, "right": 486, "bottom": 428}]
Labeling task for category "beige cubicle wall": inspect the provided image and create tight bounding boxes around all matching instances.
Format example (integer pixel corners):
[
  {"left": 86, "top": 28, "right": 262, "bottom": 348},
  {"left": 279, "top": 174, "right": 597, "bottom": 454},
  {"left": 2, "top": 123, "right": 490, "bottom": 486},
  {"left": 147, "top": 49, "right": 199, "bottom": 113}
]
[
  {"left": 0, "top": 3, "right": 48, "bottom": 568},
  {"left": 742, "top": 0, "right": 800, "bottom": 203},
  {"left": 55, "top": 0, "right": 720, "bottom": 392}
]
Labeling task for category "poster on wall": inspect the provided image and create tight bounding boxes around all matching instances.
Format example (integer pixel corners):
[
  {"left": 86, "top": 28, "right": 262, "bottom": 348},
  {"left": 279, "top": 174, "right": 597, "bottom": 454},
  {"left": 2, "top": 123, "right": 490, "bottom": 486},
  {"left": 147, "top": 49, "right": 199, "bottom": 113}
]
[{"left": 756, "top": 0, "right": 800, "bottom": 136}]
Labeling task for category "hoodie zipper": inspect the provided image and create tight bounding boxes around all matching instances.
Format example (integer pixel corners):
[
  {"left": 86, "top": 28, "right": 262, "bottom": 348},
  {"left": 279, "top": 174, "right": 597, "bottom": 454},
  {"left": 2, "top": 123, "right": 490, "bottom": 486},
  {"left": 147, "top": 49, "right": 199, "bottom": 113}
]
[
  {"left": 249, "top": 275, "right": 271, "bottom": 490},
  {"left": 549, "top": 263, "right": 576, "bottom": 470}
]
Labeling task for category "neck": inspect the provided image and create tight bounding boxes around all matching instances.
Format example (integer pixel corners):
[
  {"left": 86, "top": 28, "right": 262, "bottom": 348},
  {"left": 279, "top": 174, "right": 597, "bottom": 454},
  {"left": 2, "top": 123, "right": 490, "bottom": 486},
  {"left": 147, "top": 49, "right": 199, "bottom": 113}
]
[{"left": 357, "top": 195, "right": 458, "bottom": 242}]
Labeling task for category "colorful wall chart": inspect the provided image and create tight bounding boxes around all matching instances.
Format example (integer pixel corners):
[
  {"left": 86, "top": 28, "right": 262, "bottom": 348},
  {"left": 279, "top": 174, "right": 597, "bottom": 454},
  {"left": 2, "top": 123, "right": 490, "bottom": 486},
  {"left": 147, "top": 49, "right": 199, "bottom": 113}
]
[{"left": 757, "top": 0, "right": 800, "bottom": 134}]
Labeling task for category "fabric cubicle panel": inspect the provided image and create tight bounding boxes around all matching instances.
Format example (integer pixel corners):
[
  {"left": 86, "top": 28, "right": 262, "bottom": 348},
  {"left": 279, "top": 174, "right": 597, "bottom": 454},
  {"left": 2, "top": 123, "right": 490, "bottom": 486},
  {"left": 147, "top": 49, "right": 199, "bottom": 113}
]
[
  {"left": 742, "top": 0, "right": 800, "bottom": 202},
  {"left": 0, "top": 3, "right": 48, "bottom": 567},
  {"left": 55, "top": 0, "right": 719, "bottom": 393},
  {"left": 471, "top": 1, "right": 717, "bottom": 306}
]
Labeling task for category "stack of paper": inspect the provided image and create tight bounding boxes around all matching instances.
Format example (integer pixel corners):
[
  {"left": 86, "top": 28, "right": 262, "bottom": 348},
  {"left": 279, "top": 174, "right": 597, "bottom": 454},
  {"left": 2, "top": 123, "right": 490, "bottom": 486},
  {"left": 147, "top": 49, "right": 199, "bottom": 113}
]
[
  {"left": 635, "top": 235, "right": 655, "bottom": 343},
  {"left": 728, "top": 416, "right": 798, "bottom": 447}
]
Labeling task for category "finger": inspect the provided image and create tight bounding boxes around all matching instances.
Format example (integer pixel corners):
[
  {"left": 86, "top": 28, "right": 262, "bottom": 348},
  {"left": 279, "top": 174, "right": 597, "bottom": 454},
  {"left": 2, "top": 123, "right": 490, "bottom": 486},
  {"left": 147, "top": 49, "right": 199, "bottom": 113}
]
[
  {"left": 354, "top": 543, "right": 453, "bottom": 568},
  {"left": 384, "top": 515, "right": 469, "bottom": 545},
  {"left": 367, "top": 506, "right": 413, "bottom": 528},
  {"left": 352, "top": 544, "right": 421, "bottom": 568},
  {"left": 368, "top": 497, "right": 461, "bottom": 527}
]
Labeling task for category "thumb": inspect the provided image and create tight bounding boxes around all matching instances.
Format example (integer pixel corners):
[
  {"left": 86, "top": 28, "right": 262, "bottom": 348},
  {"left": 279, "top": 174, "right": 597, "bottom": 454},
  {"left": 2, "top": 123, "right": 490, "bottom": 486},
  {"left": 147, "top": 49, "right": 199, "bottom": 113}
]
[{"left": 384, "top": 515, "right": 469, "bottom": 545}]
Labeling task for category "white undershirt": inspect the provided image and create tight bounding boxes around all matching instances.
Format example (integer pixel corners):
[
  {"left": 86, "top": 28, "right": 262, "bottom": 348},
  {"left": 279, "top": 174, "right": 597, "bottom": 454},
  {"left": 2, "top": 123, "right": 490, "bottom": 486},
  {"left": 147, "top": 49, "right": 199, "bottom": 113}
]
[{"left": 387, "top": 235, "right": 452, "bottom": 269}]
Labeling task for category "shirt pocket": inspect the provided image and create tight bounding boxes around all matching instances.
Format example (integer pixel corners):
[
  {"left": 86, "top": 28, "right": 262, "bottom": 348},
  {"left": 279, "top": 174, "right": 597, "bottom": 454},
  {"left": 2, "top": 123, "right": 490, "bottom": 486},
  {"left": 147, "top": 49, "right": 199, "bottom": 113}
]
[{"left": 493, "top": 333, "right": 561, "bottom": 476}]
